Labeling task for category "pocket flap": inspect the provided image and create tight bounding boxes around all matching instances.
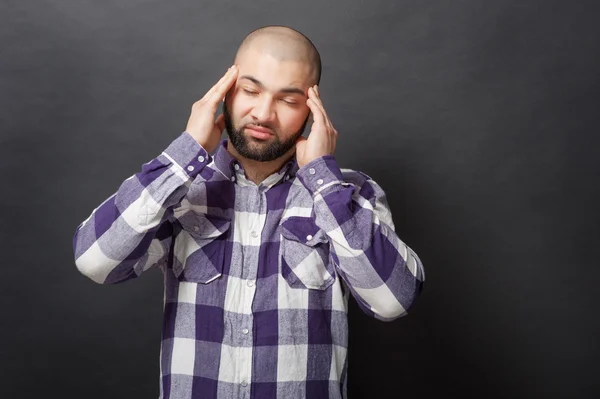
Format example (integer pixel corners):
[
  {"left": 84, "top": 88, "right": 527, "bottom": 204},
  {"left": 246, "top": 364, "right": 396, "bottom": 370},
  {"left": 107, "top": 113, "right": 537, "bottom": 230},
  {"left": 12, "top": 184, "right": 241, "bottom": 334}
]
[
  {"left": 179, "top": 212, "right": 231, "bottom": 239},
  {"left": 173, "top": 212, "right": 230, "bottom": 284},
  {"left": 281, "top": 217, "right": 328, "bottom": 246}
]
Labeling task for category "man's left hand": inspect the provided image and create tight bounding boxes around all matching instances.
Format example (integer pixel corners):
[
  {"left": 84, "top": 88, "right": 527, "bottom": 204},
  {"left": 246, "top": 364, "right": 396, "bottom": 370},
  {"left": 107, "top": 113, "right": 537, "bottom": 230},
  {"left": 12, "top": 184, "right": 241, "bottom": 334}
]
[{"left": 296, "top": 85, "right": 338, "bottom": 167}]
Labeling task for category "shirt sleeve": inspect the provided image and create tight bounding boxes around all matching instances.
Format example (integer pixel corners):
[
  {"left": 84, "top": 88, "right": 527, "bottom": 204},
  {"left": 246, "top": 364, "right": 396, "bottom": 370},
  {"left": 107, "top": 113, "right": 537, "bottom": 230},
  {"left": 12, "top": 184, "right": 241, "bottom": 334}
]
[
  {"left": 296, "top": 155, "right": 425, "bottom": 321},
  {"left": 72, "top": 132, "right": 212, "bottom": 284}
]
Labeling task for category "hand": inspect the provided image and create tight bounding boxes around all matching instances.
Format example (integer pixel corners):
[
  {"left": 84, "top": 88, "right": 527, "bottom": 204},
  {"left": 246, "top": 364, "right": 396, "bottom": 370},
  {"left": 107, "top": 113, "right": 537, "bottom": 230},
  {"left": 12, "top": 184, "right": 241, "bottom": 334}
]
[
  {"left": 295, "top": 85, "right": 338, "bottom": 168},
  {"left": 185, "top": 65, "right": 238, "bottom": 152}
]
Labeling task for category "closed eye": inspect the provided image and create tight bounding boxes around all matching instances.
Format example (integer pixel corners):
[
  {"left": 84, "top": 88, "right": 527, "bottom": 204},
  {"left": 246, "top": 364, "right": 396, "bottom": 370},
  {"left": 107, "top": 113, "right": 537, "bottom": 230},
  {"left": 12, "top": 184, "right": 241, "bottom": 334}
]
[
  {"left": 243, "top": 88, "right": 258, "bottom": 95},
  {"left": 281, "top": 98, "right": 298, "bottom": 106}
]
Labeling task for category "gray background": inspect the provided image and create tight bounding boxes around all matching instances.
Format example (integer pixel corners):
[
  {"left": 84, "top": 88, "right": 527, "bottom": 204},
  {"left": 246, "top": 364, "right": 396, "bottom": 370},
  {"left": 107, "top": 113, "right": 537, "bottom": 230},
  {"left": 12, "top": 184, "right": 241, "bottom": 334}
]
[{"left": 1, "top": 0, "right": 599, "bottom": 398}]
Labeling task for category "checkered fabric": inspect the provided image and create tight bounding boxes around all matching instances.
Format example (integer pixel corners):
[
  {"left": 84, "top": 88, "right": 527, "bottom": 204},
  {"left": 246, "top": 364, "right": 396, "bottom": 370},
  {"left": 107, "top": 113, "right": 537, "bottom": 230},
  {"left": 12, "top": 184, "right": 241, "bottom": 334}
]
[{"left": 73, "top": 132, "right": 425, "bottom": 399}]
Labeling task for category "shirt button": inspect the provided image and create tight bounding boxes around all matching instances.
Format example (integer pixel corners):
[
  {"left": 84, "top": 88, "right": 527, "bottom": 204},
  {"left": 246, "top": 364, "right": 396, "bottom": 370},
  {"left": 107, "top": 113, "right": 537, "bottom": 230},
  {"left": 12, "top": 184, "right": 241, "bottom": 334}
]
[
  {"left": 251, "top": 231, "right": 259, "bottom": 238},
  {"left": 234, "top": 164, "right": 240, "bottom": 170},
  {"left": 231, "top": 176, "right": 235, "bottom": 182},
  {"left": 306, "top": 234, "right": 313, "bottom": 241},
  {"left": 197, "top": 155, "right": 205, "bottom": 162},
  {"left": 309, "top": 168, "right": 316, "bottom": 175},
  {"left": 247, "top": 281, "right": 254, "bottom": 287},
  {"left": 241, "top": 380, "right": 248, "bottom": 387},
  {"left": 242, "top": 328, "right": 249, "bottom": 335},
  {"left": 194, "top": 225, "right": 199, "bottom": 232},
  {"left": 317, "top": 178, "right": 324, "bottom": 185},
  {"left": 187, "top": 165, "right": 194, "bottom": 172}
]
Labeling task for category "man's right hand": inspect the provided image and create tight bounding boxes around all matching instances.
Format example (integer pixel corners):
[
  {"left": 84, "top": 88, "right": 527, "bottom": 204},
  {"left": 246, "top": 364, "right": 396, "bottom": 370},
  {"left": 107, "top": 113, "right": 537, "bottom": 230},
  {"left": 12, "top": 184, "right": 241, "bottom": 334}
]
[{"left": 185, "top": 65, "right": 238, "bottom": 153}]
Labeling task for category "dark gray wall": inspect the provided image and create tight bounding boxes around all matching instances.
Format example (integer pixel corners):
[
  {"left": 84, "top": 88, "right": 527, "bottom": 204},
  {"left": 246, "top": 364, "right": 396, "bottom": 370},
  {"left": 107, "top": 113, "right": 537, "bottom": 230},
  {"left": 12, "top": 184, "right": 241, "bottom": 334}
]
[{"left": 2, "top": 1, "right": 598, "bottom": 398}]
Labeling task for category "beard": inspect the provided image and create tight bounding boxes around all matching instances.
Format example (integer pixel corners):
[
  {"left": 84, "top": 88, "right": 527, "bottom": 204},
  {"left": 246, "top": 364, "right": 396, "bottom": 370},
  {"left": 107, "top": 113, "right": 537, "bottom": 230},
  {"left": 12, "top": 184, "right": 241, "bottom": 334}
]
[{"left": 223, "top": 101, "right": 308, "bottom": 162}]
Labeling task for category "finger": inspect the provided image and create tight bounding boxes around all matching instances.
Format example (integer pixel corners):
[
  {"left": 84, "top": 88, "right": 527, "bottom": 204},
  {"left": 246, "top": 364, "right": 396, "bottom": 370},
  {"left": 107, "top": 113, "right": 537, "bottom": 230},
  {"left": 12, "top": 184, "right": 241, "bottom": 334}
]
[
  {"left": 308, "top": 87, "right": 334, "bottom": 130},
  {"left": 308, "top": 87, "right": 331, "bottom": 124},
  {"left": 204, "top": 66, "right": 238, "bottom": 103},
  {"left": 211, "top": 67, "right": 238, "bottom": 103},
  {"left": 308, "top": 87, "right": 324, "bottom": 110},
  {"left": 213, "top": 66, "right": 237, "bottom": 92},
  {"left": 203, "top": 67, "right": 234, "bottom": 99},
  {"left": 306, "top": 98, "right": 327, "bottom": 128}
]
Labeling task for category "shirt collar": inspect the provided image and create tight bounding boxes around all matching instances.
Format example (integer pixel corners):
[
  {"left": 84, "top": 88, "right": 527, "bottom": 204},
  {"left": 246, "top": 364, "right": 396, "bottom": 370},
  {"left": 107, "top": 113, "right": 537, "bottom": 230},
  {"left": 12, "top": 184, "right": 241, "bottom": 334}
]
[{"left": 213, "top": 139, "right": 299, "bottom": 186}]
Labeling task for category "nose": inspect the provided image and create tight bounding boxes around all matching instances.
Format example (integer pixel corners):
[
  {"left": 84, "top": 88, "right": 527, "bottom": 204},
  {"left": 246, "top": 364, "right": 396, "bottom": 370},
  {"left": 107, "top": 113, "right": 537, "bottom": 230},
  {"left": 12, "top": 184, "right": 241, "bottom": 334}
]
[{"left": 250, "top": 96, "right": 275, "bottom": 123}]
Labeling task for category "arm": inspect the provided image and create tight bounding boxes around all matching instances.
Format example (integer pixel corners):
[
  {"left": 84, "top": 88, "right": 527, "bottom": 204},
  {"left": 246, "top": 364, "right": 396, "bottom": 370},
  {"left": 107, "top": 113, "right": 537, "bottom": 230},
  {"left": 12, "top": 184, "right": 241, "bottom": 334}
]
[
  {"left": 73, "top": 65, "right": 239, "bottom": 284},
  {"left": 73, "top": 133, "right": 212, "bottom": 284},
  {"left": 297, "top": 158, "right": 425, "bottom": 321},
  {"left": 296, "top": 85, "right": 424, "bottom": 321}
]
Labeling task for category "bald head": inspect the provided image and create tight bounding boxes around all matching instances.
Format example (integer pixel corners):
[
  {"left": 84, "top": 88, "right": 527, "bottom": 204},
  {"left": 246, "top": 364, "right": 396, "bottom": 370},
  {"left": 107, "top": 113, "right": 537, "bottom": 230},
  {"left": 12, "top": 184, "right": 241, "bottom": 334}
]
[{"left": 234, "top": 26, "right": 321, "bottom": 85}]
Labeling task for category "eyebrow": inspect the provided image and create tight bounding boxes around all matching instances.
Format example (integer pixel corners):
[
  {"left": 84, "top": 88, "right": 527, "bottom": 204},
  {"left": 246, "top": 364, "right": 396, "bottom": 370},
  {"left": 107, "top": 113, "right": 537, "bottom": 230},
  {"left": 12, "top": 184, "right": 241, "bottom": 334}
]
[{"left": 239, "top": 75, "right": 306, "bottom": 97}]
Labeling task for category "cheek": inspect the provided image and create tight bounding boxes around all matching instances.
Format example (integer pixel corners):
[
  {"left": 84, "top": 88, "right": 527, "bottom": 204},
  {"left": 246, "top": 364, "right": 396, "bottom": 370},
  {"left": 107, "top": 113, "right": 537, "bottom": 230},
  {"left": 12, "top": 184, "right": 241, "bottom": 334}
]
[
  {"left": 280, "top": 108, "right": 310, "bottom": 131},
  {"left": 228, "top": 95, "right": 252, "bottom": 120}
]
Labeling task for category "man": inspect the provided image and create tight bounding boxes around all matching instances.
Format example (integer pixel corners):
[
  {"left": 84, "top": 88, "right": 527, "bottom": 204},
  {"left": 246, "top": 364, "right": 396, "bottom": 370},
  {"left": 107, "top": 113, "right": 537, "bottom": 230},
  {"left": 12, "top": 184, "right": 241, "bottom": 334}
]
[{"left": 73, "top": 25, "right": 425, "bottom": 399}]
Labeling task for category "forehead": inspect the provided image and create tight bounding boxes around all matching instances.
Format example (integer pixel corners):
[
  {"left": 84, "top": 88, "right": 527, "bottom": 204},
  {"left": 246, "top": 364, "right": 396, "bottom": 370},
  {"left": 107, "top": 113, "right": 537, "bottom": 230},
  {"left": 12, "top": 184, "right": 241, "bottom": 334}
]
[{"left": 236, "top": 49, "right": 313, "bottom": 90}]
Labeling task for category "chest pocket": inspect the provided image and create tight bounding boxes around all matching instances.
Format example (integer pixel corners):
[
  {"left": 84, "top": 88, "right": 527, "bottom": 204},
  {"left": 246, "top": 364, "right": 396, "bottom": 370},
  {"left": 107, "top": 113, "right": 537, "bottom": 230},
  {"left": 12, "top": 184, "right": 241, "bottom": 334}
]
[
  {"left": 280, "top": 216, "right": 336, "bottom": 290},
  {"left": 173, "top": 212, "right": 231, "bottom": 284}
]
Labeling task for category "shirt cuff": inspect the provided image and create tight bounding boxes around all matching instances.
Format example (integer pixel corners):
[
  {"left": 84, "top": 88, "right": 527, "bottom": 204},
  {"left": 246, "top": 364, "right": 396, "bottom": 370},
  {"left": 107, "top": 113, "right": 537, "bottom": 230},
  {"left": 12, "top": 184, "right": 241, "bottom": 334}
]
[
  {"left": 296, "top": 155, "right": 345, "bottom": 196},
  {"left": 163, "top": 132, "right": 212, "bottom": 178}
]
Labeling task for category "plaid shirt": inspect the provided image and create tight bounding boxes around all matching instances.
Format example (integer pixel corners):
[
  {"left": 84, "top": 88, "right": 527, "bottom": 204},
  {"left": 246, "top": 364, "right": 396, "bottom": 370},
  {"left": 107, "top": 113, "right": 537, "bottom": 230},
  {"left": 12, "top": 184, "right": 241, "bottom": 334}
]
[{"left": 73, "top": 132, "right": 425, "bottom": 399}]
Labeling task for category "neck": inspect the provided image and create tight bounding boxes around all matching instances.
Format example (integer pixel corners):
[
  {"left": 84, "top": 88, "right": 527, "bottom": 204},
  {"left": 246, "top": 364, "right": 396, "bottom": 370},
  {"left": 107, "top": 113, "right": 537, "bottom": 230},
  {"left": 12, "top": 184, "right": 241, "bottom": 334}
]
[{"left": 226, "top": 141, "right": 295, "bottom": 185}]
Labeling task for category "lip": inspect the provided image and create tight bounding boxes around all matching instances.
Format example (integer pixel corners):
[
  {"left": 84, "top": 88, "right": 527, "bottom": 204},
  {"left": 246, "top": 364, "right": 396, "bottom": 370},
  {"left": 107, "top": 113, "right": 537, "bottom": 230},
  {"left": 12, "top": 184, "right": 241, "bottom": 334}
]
[
  {"left": 246, "top": 125, "right": 273, "bottom": 134},
  {"left": 246, "top": 126, "right": 274, "bottom": 140}
]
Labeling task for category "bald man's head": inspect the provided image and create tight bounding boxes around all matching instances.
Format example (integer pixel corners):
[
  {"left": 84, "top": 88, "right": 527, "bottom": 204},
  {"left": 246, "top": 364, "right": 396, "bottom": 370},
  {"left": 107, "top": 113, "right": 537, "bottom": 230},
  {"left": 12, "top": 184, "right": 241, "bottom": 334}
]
[{"left": 234, "top": 26, "right": 321, "bottom": 85}]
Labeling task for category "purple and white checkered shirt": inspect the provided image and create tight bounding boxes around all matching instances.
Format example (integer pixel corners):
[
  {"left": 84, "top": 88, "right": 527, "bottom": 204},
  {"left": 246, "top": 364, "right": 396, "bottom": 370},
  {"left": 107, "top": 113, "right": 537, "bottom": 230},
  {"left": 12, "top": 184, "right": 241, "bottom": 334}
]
[{"left": 73, "top": 132, "right": 425, "bottom": 399}]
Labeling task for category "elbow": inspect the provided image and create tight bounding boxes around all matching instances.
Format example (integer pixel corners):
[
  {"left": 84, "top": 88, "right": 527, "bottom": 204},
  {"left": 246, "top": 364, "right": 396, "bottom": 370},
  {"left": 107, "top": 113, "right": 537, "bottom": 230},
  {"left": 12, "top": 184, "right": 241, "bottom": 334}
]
[
  {"left": 75, "top": 257, "right": 110, "bottom": 284},
  {"left": 73, "top": 228, "right": 107, "bottom": 284},
  {"left": 372, "top": 301, "right": 408, "bottom": 322},
  {"left": 371, "top": 280, "right": 424, "bottom": 322},
  {"left": 73, "top": 230, "right": 119, "bottom": 284}
]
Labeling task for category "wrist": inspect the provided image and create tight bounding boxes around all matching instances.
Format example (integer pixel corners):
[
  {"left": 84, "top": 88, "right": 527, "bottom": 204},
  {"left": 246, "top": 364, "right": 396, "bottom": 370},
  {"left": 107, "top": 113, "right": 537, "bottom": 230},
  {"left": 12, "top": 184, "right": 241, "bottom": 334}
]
[{"left": 296, "top": 155, "right": 344, "bottom": 195}]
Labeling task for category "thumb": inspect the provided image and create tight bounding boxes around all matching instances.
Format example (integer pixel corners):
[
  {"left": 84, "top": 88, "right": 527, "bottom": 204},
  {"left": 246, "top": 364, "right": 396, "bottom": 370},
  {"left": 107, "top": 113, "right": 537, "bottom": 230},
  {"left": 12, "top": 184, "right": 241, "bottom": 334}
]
[
  {"left": 295, "top": 135, "right": 307, "bottom": 152},
  {"left": 295, "top": 135, "right": 307, "bottom": 156},
  {"left": 215, "top": 114, "right": 226, "bottom": 132}
]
